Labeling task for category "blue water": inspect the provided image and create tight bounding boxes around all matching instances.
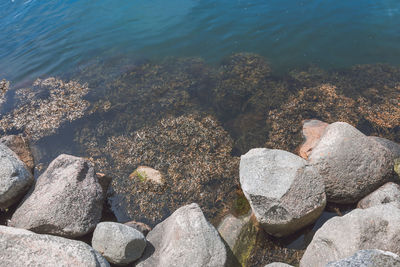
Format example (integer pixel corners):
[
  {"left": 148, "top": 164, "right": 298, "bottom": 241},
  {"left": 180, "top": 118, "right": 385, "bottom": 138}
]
[{"left": 1, "top": 0, "right": 400, "bottom": 84}]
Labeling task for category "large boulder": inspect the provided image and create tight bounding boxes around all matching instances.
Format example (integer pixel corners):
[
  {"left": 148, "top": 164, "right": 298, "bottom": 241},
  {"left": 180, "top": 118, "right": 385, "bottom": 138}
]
[
  {"left": 239, "top": 148, "right": 326, "bottom": 237},
  {"left": 136, "top": 203, "right": 229, "bottom": 267},
  {"left": 92, "top": 222, "right": 147, "bottom": 265},
  {"left": 357, "top": 182, "right": 400, "bottom": 209},
  {"left": 9, "top": 154, "right": 104, "bottom": 238},
  {"left": 326, "top": 249, "right": 400, "bottom": 267},
  {"left": 0, "top": 143, "right": 33, "bottom": 209},
  {"left": 300, "top": 203, "right": 400, "bottom": 267},
  {"left": 0, "top": 225, "right": 109, "bottom": 267},
  {"left": 309, "top": 122, "right": 394, "bottom": 204}
]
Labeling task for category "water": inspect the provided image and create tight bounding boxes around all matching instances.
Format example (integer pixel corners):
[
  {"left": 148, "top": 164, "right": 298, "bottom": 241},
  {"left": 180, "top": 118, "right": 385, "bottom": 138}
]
[
  {"left": 1, "top": 0, "right": 400, "bottom": 83},
  {"left": 1, "top": 1, "right": 400, "bottom": 266}
]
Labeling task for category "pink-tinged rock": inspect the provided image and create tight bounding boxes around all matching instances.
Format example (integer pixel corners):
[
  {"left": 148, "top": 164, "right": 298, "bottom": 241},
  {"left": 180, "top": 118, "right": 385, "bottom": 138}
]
[{"left": 299, "top": 119, "right": 329, "bottom": 159}]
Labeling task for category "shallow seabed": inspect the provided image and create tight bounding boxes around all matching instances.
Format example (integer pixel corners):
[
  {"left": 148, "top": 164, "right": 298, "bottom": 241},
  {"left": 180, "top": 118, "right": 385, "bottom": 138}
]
[{"left": 1, "top": 53, "right": 399, "bottom": 266}]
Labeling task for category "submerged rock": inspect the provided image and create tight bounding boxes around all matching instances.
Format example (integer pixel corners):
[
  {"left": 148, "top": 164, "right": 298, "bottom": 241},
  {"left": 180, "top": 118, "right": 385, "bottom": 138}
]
[
  {"left": 136, "top": 203, "right": 229, "bottom": 267},
  {"left": 298, "top": 119, "right": 329, "bottom": 159},
  {"left": 0, "top": 143, "right": 33, "bottom": 209},
  {"left": 218, "top": 212, "right": 251, "bottom": 252},
  {"left": 240, "top": 148, "right": 326, "bottom": 237},
  {"left": 10, "top": 154, "right": 104, "bottom": 238},
  {"left": 0, "top": 135, "right": 34, "bottom": 172},
  {"left": 0, "top": 225, "right": 110, "bottom": 267},
  {"left": 92, "top": 222, "right": 146, "bottom": 265},
  {"left": 309, "top": 122, "right": 394, "bottom": 204},
  {"left": 300, "top": 203, "right": 400, "bottom": 267},
  {"left": 326, "top": 249, "right": 400, "bottom": 267},
  {"left": 358, "top": 182, "right": 400, "bottom": 209}
]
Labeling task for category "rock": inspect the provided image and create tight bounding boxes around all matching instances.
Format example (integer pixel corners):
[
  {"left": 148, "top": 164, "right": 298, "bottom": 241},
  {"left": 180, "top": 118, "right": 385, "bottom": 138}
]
[
  {"left": 92, "top": 222, "right": 146, "bottom": 265},
  {"left": 0, "top": 135, "right": 34, "bottom": 172},
  {"left": 129, "top": 166, "right": 164, "bottom": 185},
  {"left": 0, "top": 78, "right": 10, "bottom": 107},
  {"left": 96, "top": 172, "right": 112, "bottom": 197},
  {"left": 0, "top": 143, "right": 33, "bottom": 209},
  {"left": 265, "top": 263, "right": 294, "bottom": 267},
  {"left": 299, "top": 119, "right": 329, "bottom": 159},
  {"left": 136, "top": 203, "right": 229, "bottom": 267},
  {"left": 369, "top": 136, "right": 400, "bottom": 159},
  {"left": 239, "top": 148, "right": 326, "bottom": 237},
  {"left": 326, "top": 249, "right": 400, "bottom": 267},
  {"left": 357, "top": 182, "right": 400, "bottom": 209},
  {"left": 309, "top": 122, "right": 394, "bottom": 204},
  {"left": 218, "top": 213, "right": 251, "bottom": 251},
  {"left": 9, "top": 154, "right": 104, "bottom": 238},
  {"left": 0, "top": 225, "right": 109, "bottom": 267},
  {"left": 124, "top": 220, "right": 152, "bottom": 236},
  {"left": 300, "top": 203, "right": 400, "bottom": 267}
]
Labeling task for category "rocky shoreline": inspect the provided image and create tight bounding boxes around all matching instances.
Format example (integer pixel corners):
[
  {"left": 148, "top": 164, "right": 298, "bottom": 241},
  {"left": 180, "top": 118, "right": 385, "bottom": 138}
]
[
  {"left": 1, "top": 118, "right": 399, "bottom": 266},
  {"left": 1, "top": 55, "right": 400, "bottom": 266}
]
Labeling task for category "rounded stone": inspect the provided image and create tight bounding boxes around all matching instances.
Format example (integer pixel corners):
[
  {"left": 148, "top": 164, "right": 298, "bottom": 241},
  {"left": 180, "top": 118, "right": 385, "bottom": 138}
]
[{"left": 92, "top": 222, "right": 146, "bottom": 265}]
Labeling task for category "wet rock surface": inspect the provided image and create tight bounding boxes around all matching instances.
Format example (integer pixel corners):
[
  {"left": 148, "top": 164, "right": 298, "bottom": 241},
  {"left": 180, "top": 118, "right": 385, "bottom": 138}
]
[
  {"left": 326, "top": 249, "right": 400, "bottom": 267},
  {"left": 10, "top": 154, "right": 104, "bottom": 238},
  {"left": 0, "top": 135, "right": 34, "bottom": 172},
  {"left": 357, "top": 182, "right": 400, "bottom": 209},
  {"left": 92, "top": 222, "right": 146, "bottom": 265},
  {"left": 0, "top": 225, "right": 110, "bottom": 267},
  {"left": 0, "top": 143, "right": 33, "bottom": 209},
  {"left": 136, "top": 203, "right": 229, "bottom": 267},
  {"left": 240, "top": 148, "right": 326, "bottom": 237},
  {"left": 0, "top": 79, "right": 10, "bottom": 108},
  {"left": 309, "top": 122, "right": 394, "bottom": 204},
  {"left": 300, "top": 204, "right": 400, "bottom": 267}
]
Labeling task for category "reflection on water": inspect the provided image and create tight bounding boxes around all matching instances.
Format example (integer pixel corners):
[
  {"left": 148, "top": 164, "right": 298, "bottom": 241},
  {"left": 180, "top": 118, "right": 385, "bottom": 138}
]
[{"left": 1, "top": 53, "right": 399, "bottom": 265}]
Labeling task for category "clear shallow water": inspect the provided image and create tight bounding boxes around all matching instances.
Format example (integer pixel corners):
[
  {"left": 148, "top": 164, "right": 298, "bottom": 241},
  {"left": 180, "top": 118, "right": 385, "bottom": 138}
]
[{"left": 1, "top": 0, "right": 400, "bottom": 83}]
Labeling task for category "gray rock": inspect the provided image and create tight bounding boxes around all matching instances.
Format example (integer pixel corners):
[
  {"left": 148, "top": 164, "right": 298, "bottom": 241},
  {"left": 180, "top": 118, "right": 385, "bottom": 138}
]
[
  {"left": 309, "top": 122, "right": 394, "bottom": 204},
  {"left": 0, "top": 143, "right": 33, "bottom": 208},
  {"left": 218, "top": 213, "right": 251, "bottom": 251},
  {"left": 9, "top": 154, "right": 104, "bottom": 238},
  {"left": 136, "top": 203, "right": 229, "bottom": 267},
  {"left": 300, "top": 203, "right": 400, "bottom": 267},
  {"left": 358, "top": 182, "right": 400, "bottom": 209},
  {"left": 326, "top": 249, "right": 400, "bottom": 267},
  {"left": 0, "top": 225, "right": 109, "bottom": 267},
  {"left": 124, "top": 220, "right": 152, "bottom": 236},
  {"left": 369, "top": 136, "right": 400, "bottom": 159},
  {"left": 92, "top": 222, "right": 146, "bottom": 265},
  {"left": 240, "top": 148, "right": 326, "bottom": 237},
  {"left": 265, "top": 263, "right": 294, "bottom": 267},
  {"left": 0, "top": 135, "right": 35, "bottom": 172}
]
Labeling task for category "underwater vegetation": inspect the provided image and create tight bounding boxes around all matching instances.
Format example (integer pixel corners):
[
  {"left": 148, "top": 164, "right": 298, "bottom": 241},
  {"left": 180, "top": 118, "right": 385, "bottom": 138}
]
[{"left": 0, "top": 53, "right": 399, "bottom": 266}]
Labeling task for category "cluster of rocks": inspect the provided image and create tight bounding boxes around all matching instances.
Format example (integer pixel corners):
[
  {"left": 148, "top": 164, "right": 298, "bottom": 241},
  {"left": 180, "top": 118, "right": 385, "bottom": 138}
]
[
  {"left": 0, "top": 134, "right": 237, "bottom": 266},
  {"left": 236, "top": 119, "right": 400, "bottom": 266}
]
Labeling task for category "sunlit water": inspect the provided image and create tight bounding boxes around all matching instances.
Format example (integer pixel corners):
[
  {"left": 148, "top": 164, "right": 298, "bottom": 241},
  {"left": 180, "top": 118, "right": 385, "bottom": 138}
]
[
  {"left": 1, "top": 1, "right": 400, "bottom": 265},
  {"left": 1, "top": 0, "right": 400, "bottom": 83}
]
